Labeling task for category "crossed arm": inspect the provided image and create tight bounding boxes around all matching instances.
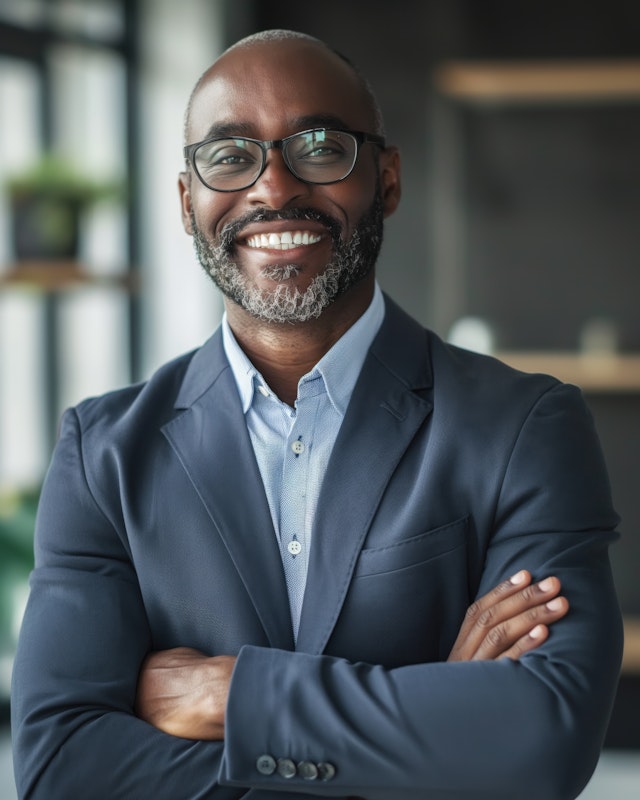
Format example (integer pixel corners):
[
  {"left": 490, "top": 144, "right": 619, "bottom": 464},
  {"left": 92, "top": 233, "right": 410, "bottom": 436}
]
[
  {"left": 12, "top": 383, "right": 622, "bottom": 799},
  {"left": 135, "top": 570, "right": 568, "bottom": 740}
]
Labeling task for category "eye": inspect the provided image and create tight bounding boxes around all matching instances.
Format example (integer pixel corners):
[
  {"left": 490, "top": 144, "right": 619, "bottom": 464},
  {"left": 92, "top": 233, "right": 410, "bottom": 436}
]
[
  {"left": 197, "top": 140, "right": 259, "bottom": 172},
  {"left": 292, "top": 132, "right": 350, "bottom": 163}
]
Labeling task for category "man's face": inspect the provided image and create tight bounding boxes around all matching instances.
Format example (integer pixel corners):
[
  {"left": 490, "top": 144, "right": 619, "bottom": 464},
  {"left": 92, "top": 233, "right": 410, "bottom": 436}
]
[{"left": 180, "top": 39, "right": 399, "bottom": 323}]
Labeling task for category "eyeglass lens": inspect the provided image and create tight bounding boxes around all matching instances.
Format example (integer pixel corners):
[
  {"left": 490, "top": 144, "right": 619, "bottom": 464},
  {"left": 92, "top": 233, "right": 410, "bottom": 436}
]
[{"left": 193, "top": 130, "right": 358, "bottom": 191}]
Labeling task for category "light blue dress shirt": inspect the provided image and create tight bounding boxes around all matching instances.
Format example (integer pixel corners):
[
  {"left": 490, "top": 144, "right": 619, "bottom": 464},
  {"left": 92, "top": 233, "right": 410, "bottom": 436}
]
[{"left": 222, "top": 283, "right": 385, "bottom": 639}]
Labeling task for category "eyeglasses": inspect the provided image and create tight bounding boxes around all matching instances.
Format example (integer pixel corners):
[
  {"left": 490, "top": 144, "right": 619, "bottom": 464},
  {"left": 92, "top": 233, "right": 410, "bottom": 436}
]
[{"left": 183, "top": 127, "right": 386, "bottom": 192}]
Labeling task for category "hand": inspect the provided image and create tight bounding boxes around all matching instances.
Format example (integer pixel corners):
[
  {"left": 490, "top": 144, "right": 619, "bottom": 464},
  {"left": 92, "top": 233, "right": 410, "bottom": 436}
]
[
  {"left": 135, "top": 647, "right": 236, "bottom": 740},
  {"left": 447, "top": 570, "right": 569, "bottom": 662}
]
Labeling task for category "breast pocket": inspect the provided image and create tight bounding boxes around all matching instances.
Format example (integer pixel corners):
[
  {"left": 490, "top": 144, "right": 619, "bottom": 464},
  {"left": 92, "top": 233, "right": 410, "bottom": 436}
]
[
  {"left": 327, "top": 517, "right": 470, "bottom": 667},
  {"left": 354, "top": 516, "right": 469, "bottom": 577}
]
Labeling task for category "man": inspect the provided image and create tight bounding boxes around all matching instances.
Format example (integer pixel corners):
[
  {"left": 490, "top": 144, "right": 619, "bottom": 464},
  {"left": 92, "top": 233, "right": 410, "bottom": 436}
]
[{"left": 12, "top": 30, "right": 622, "bottom": 800}]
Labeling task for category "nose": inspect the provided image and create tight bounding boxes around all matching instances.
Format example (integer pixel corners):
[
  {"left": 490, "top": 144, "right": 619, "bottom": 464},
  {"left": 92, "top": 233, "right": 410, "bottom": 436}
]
[{"left": 245, "top": 148, "right": 311, "bottom": 208}]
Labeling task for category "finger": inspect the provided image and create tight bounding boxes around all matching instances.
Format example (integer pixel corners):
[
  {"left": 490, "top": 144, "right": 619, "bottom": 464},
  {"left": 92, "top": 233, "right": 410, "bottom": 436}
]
[
  {"left": 472, "top": 594, "right": 569, "bottom": 661},
  {"left": 454, "top": 570, "right": 560, "bottom": 659},
  {"left": 454, "top": 570, "right": 533, "bottom": 644},
  {"left": 499, "top": 623, "right": 550, "bottom": 660},
  {"left": 449, "top": 574, "right": 563, "bottom": 662},
  {"left": 475, "top": 577, "right": 564, "bottom": 634}
]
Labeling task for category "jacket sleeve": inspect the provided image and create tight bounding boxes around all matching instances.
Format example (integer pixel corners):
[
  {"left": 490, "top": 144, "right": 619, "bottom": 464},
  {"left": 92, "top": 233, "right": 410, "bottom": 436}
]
[
  {"left": 219, "top": 383, "right": 623, "bottom": 800},
  {"left": 10, "top": 409, "right": 246, "bottom": 800}
]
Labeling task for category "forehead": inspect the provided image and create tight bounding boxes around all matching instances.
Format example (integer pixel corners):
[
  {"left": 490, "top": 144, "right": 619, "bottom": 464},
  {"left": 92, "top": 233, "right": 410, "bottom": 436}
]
[{"left": 187, "top": 40, "right": 375, "bottom": 142}]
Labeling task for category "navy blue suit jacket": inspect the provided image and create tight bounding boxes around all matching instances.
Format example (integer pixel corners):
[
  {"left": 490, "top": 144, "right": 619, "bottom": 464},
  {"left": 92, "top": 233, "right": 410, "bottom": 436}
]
[{"left": 12, "top": 297, "right": 622, "bottom": 799}]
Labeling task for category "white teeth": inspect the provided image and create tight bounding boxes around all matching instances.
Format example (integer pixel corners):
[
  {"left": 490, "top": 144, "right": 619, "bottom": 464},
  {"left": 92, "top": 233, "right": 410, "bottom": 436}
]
[{"left": 246, "top": 231, "right": 322, "bottom": 250}]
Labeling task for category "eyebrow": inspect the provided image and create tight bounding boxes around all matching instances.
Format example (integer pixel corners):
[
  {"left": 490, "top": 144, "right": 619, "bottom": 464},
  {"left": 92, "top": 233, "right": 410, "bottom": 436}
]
[
  {"left": 291, "top": 114, "right": 352, "bottom": 132},
  {"left": 197, "top": 114, "right": 353, "bottom": 143}
]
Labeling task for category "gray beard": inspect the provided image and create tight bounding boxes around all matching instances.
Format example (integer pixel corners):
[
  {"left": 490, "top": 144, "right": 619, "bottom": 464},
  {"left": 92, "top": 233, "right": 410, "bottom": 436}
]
[{"left": 190, "top": 193, "right": 384, "bottom": 324}]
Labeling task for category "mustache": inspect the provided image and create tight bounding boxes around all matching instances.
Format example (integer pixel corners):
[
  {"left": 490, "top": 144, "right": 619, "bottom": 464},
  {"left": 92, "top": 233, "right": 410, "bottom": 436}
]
[{"left": 218, "top": 207, "right": 343, "bottom": 253}]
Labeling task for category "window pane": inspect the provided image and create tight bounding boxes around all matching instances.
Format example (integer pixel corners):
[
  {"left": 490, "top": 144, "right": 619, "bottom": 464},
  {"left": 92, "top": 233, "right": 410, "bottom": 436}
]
[
  {"left": 52, "top": 0, "right": 124, "bottom": 41},
  {"left": 0, "top": 0, "right": 46, "bottom": 28}
]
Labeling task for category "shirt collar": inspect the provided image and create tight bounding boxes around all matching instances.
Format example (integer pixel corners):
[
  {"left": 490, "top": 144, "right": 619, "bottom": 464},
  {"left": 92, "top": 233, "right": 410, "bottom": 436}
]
[{"left": 222, "top": 282, "right": 385, "bottom": 416}]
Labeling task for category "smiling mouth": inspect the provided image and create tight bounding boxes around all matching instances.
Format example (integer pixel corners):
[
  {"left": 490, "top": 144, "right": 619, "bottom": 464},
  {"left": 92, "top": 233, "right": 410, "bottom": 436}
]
[{"left": 245, "top": 231, "right": 323, "bottom": 250}]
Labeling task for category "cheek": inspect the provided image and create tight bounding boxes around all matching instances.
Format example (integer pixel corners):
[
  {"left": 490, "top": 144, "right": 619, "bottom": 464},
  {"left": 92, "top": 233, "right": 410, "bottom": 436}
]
[
  {"left": 190, "top": 188, "right": 238, "bottom": 235},
  {"left": 329, "top": 162, "right": 379, "bottom": 231}
]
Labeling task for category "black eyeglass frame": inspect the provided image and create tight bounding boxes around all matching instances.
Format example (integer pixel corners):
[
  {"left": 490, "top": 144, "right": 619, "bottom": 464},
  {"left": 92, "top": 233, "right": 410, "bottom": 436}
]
[{"left": 183, "top": 127, "right": 387, "bottom": 192}]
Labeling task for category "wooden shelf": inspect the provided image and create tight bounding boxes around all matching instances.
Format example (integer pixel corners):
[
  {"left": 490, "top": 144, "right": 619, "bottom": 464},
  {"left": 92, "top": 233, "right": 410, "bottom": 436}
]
[
  {"left": 623, "top": 617, "right": 640, "bottom": 674},
  {"left": 0, "top": 262, "right": 139, "bottom": 292},
  {"left": 434, "top": 58, "right": 640, "bottom": 104},
  {"left": 496, "top": 351, "right": 640, "bottom": 392}
]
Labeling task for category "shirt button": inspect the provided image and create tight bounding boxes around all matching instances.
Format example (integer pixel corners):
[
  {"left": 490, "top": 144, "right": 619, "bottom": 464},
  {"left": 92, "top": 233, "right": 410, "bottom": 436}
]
[
  {"left": 256, "top": 754, "right": 276, "bottom": 775},
  {"left": 288, "top": 540, "right": 302, "bottom": 556},
  {"left": 291, "top": 440, "right": 305, "bottom": 455}
]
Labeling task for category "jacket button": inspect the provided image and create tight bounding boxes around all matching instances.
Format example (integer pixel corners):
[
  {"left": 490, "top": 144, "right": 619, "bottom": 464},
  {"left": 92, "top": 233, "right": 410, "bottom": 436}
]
[
  {"left": 297, "top": 760, "right": 318, "bottom": 780},
  {"left": 317, "top": 762, "right": 336, "bottom": 781},
  {"left": 256, "top": 754, "right": 276, "bottom": 775},
  {"left": 277, "top": 758, "right": 297, "bottom": 779}
]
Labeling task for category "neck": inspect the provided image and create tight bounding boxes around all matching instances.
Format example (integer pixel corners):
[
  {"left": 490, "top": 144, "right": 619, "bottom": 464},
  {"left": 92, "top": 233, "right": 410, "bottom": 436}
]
[{"left": 226, "top": 279, "right": 374, "bottom": 406}]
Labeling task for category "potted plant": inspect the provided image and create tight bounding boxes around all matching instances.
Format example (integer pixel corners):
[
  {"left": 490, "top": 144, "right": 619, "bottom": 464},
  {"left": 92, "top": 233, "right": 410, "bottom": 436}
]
[{"left": 5, "top": 154, "right": 123, "bottom": 262}]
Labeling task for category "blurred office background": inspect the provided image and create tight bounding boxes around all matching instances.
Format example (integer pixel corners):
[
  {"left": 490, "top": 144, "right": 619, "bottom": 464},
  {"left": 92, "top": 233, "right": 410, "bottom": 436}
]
[{"left": 0, "top": 0, "right": 639, "bottom": 796}]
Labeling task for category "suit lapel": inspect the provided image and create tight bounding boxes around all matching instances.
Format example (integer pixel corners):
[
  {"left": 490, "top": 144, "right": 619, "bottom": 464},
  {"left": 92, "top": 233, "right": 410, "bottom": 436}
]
[
  {"left": 296, "top": 299, "right": 434, "bottom": 654},
  {"left": 162, "top": 332, "right": 294, "bottom": 651},
  {"left": 161, "top": 300, "right": 435, "bottom": 656}
]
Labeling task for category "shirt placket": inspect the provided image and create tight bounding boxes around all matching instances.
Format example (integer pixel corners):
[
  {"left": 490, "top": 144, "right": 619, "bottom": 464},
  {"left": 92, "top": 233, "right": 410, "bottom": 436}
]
[{"left": 279, "top": 382, "right": 321, "bottom": 640}]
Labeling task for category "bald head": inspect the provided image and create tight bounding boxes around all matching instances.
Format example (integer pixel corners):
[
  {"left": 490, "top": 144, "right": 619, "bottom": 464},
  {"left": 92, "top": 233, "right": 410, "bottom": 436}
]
[{"left": 183, "top": 30, "right": 385, "bottom": 145}]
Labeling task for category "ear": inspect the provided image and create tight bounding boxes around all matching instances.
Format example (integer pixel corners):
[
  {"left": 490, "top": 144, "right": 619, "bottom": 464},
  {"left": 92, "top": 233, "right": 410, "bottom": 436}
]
[
  {"left": 378, "top": 146, "right": 401, "bottom": 218},
  {"left": 178, "top": 171, "right": 194, "bottom": 235}
]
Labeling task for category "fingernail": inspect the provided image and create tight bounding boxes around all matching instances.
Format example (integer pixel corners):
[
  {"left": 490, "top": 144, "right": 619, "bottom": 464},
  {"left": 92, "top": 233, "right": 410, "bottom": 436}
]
[
  {"left": 529, "top": 625, "right": 546, "bottom": 639},
  {"left": 546, "top": 598, "right": 564, "bottom": 611},
  {"left": 539, "top": 577, "right": 555, "bottom": 592},
  {"left": 510, "top": 570, "right": 527, "bottom": 585}
]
